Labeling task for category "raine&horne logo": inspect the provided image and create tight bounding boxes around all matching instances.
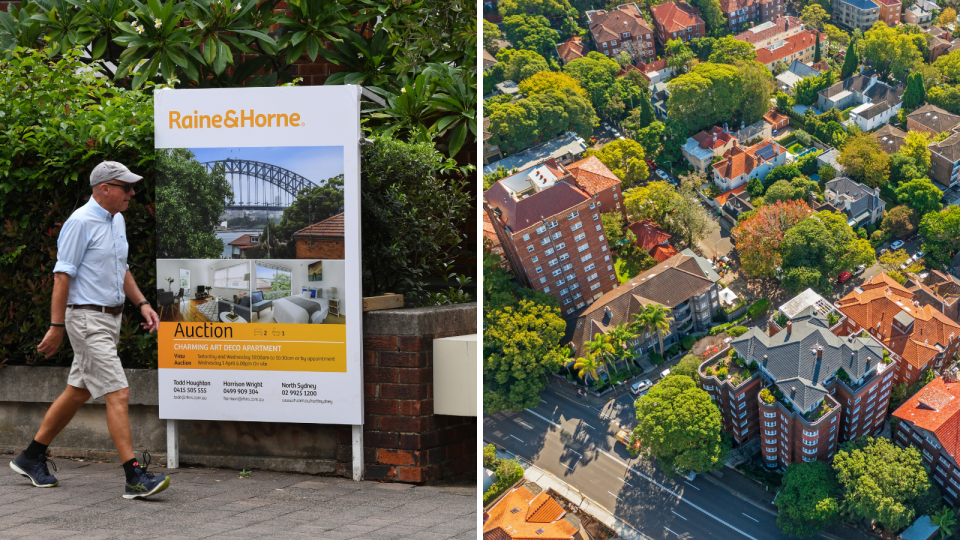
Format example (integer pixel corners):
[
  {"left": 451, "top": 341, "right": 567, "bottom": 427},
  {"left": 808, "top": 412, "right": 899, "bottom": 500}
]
[{"left": 168, "top": 109, "right": 303, "bottom": 129}]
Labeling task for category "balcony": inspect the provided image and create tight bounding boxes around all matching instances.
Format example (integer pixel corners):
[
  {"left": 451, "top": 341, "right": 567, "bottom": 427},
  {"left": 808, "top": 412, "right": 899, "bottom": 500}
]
[{"left": 700, "top": 348, "right": 759, "bottom": 389}]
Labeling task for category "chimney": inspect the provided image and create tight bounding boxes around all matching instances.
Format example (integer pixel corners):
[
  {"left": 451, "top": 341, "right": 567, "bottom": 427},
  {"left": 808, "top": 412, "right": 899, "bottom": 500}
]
[
  {"left": 866, "top": 357, "right": 872, "bottom": 367},
  {"left": 817, "top": 346, "right": 823, "bottom": 360},
  {"left": 790, "top": 386, "right": 797, "bottom": 398},
  {"left": 787, "top": 321, "right": 792, "bottom": 334}
]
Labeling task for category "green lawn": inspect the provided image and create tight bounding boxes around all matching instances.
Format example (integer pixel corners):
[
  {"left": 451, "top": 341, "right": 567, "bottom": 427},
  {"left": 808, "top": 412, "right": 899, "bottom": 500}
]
[
  {"left": 787, "top": 143, "right": 805, "bottom": 155},
  {"left": 615, "top": 256, "right": 641, "bottom": 284},
  {"left": 841, "top": 105, "right": 858, "bottom": 120}
]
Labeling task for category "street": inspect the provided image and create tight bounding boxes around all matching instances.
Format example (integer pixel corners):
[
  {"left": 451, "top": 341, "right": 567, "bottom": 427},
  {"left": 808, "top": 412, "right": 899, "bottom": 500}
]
[{"left": 484, "top": 387, "right": 794, "bottom": 540}]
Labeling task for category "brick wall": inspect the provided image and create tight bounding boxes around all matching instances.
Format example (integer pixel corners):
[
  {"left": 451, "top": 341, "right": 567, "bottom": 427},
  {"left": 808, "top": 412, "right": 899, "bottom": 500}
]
[
  {"left": 337, "top": 303, "right": 477, "bottom": 484},
  {"left": 294, "top": 237, "right": 345, "bottom": 259}
]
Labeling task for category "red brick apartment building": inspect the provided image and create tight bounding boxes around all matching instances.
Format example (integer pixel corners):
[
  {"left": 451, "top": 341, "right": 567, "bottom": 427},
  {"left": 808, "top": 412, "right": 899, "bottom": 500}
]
[
  {"left": 483, "top": 160, "right": 622, "bottom": 315},
  {"left": 699, "top": 304, "right": 895, "bottom": 469},
  {"left": 874, "top": 0, "right": 902, "bottom": 26},
  {"left": 836, "top": 273, "right": 960, "bottom": 387},
  {"left": 720, "top": 0, "right": 784, "bottom": 30},
  {"left": 894, "top": 376, "right": 960, "bottom": 505},
  {"left": 292, "top": 212, "right": 345, "bottom": 259},
  {"left": 650, "top": 2, "right": 706, "bottom": 46},
  {"left": 587, "top": 3, "right": 656, "bottom": 61}
]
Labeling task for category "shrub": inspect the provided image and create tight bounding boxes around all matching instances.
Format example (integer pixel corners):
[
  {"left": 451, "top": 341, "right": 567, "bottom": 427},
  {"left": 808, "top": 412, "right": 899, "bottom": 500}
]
[
  {"left": 681, "top": 335, "right": 696, "bottom": 350},
  {"left": 726, "top": 326, "right": 749, "bottom": 338},
  {"left": 747, "top": 298, "right": 770, "bottom": 319},
  {"left": 667, "top": 344, "right": 680, "bottom": 357},
  {"left": 716, "top": 366, "right": 728, "bottom": 380},
  {"left": 706, "top": 367, "right": 715, "bottom": 376},
  {"left": 650, "top": 352, "right": 664, "bottom": 365},
  {"left": 483, "top": 456, "right": 525, "bottom": 506},
  {"left": 760, "top": 388, "right": 775, "bottom": 403},
  {"left": 709, "top": 323, "right": 733, "bottom": 336},
  {"left": 795, "top": 129, "right": 812, "bottom": 146}
]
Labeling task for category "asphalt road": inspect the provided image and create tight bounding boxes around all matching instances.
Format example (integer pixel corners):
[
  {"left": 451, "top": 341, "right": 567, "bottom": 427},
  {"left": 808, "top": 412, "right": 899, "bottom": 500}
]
[{"left": 484, "top": 386, "right": 794, "bottom": 540}]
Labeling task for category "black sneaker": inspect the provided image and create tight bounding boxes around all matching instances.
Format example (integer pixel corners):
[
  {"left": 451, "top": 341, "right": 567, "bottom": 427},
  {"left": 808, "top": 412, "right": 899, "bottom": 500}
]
[
  {"left": 123, "top": 452, "right": 170, "bottom": 500},
  {"left": 9, "top": 451, "right": 58, "bottom": 488}
]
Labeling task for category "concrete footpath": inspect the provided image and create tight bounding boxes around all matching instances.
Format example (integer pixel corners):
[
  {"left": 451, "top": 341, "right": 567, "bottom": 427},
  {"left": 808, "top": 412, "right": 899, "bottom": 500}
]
[{"left": 0, "top": 453, "right": 477, "bottom": 539}]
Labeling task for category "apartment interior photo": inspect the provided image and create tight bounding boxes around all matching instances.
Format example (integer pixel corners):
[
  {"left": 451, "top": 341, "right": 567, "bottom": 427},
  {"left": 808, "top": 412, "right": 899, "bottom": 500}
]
[
  {"left": 251, "top": 259, "right": 346, "bottom": 324},
  {"left": 156, "top": 259, "right": 253, "bottom": 323}
]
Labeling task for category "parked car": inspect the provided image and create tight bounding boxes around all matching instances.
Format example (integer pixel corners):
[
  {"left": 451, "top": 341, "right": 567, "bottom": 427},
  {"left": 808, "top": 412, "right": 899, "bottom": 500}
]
[
  {"left": 837, "top": 271, "right": 851, "bottom": 283},
  {"left": 660, "top": 368, "right": 671, "bottom": 379},
  {"left": 631, "top": 379, "right": 653, "bottom": 395},
  {"left": 878, "top": 248, "right": 887, "bottom": 256},
  {"left": 915, "top": 250, "right": 925, "bottom": 260},
  {"left": 891, "top": 240, "right": 905, "bottom": 250},
  {"left": 656, "top": 169, "right": 669, "bottom": 181},
  {"left": 853, "top": 264, "right": 866, "bottom": 275},
  {"left": 674, "top": 467, "right": 696, "bottom": 481}
]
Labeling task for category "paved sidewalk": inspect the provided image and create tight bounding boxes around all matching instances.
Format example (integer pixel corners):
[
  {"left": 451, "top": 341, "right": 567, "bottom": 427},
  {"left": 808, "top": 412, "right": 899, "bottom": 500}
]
[{"left": 0, "top": 453, "right": 476, "bottom": 540}]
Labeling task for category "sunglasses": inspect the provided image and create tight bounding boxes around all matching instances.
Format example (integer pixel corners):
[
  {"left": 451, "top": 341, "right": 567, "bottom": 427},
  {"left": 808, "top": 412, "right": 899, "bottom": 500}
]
[{"left": 104, "top": 182, "right": 137, "bottom": 194}]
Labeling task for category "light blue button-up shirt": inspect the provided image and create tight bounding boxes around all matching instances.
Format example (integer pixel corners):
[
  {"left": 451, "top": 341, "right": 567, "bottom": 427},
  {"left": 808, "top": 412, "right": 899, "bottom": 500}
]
[{"left": 53, "top": 197, "right": 129, "bottom": 307}]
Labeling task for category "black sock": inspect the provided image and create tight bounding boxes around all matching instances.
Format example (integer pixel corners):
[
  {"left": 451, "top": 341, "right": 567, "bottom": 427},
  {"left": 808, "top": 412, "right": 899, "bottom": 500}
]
[
  {"left": 122, "top": 458, "right": 139, "bottom": 482},
  {"left": 24, "top": 440, "right": 48, "bottom": 460}
]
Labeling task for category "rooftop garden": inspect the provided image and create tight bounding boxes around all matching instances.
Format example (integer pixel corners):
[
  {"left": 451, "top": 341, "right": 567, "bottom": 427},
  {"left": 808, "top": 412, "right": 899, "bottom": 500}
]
[{"left": 702, "top": 349, "right": 758, "bottom": 387}]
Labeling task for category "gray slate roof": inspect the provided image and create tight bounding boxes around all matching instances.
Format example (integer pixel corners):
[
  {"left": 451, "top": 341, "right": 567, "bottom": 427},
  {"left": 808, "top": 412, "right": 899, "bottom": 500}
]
[
  {"left": 825, "top": 177, "right": 880, "bottom": 222},
  {"left": 732, "top": 309, "right": 883, "bottom": 411},
  {"left": 787, "top": 59, "right": 820, "bottom": 78}
]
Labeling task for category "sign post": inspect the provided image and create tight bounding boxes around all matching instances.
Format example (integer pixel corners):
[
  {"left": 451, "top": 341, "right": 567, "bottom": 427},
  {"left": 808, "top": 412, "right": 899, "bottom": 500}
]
[{"left": 153, "top": 86, "right": 364, "bottom": 479}]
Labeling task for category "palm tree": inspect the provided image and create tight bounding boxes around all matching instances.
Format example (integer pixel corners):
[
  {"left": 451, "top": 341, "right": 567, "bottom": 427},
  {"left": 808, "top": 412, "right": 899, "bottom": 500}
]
[
  {"left": 607, "top": 322, "right": 635, "bottom": 372},
  {"left": 573, "top": 353, "right": 602, "bottom": 387},
  {"left": 629, "top": 311, "right": 651, "bottom": 351},
  {"left": 586, "top": 334, "right": 617, "bottom": 376},
  {"left": 932, "top": 507, "right": 956, "bottom": 539},
  {"left": 643, "top": 304, "right": 674, "bottom": 356}
]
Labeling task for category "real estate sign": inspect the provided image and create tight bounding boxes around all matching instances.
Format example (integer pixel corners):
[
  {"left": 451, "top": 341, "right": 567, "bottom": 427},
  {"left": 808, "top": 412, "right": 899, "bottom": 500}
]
[{"left": 153, "top": 86, "right": 362, "bottom": 425}]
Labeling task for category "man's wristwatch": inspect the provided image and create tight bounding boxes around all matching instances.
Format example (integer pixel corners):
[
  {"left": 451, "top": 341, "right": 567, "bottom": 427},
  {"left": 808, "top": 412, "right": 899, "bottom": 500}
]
[{"left": 137, "top": 301, "right": 151, "bottom": 309}]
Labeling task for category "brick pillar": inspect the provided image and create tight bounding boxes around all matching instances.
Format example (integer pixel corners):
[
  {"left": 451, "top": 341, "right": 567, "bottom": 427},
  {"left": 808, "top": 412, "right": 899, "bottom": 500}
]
[{"left": 337, "top": 303, "right": 477, "bottom": 483}]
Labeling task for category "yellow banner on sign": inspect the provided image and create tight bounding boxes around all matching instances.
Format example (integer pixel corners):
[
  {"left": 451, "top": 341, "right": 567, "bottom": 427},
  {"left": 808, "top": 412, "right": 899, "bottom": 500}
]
[{"left": 158, "top": 322, "right": 346, "bottom": 372}]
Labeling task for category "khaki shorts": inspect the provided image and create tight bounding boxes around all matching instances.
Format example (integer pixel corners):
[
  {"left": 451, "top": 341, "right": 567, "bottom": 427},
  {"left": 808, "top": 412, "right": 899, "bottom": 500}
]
[{"left": 65, "top": 307, "right": 128, "bottom": 399}]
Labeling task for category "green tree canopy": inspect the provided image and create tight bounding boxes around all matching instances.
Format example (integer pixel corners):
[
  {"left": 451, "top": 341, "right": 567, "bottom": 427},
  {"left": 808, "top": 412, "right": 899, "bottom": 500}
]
[
  {"left": 483, "top": 19, "right": 502, "bottom": 54},
  {"left": 667, "top": 62, "right": 772, "bottom": 132},
  {"left": 889, "top": 153, "right": 921, "bottom": 186},
  {"left": 781, "top": 211, "right": 875, "bottom": 294},
  {"left": 882, "top": 205, "right": 918, "bottom": 239},
  {"left": 156, "top": 148, "right": 234, "bottom": 259},
  {"left": 688, "top": 0, "right": 726, "bottom": 34},
  {"left": 707, "top": 36, "right": 757, "bottom": 63},
  {"left": 633, "top": 375, "right": 728, "bottom": 473},
  {"left": 832, "top": 437, "right": 940, "bottom": 533},
  {"left": 502, "top": 15, "right": 561, "bottom": 55},
  {"left": 896, "top": 177, "right": 943, "bottom": 218},
  {"left": 484, "top": 300, "right": 568, "bottom": 413},
  {"left": 518, "top": 70, "right": 588, "bottom": 99},
  {"left": 935, "top": 49, "right": 960, "bottom": 84},
  {"left": 776, "top": 462, "right": 841, "bottom": 538},
  {"left": 564, "top": 52, "right": 621, "bottom": 113},
  {"left": 928, "top": 84, "right": 960, "bottom": 113},
  {"left": 483, "top": 249, "right": 559, "bottom": 313},
  {"left": 763, "top": 164, "right": 805, "bottom": 189},
  {"left": 920, "top": 206, "right": 960, "bottom": 266},
  {"left": 672, "top": 354, "right": 704, "bottom": 379},
  {"left": 863, "top": 22, "right": 923, "bottom": 80},
  {"left": 801, "top": 4, "right": 830, "bottom": 29},
  {"left": 498, "top": 0, "right": 576, "bottom": 18},
  {"left": 841, "top": 38, "right": 860, "bottom": 79},
  {"left": 270, "top": 175, "right": 345, "bottom": 258},
  {"left": 486, "top": 89, "right": 598, "bottom": 154},
  {"left": 665, "top": 39, "right": 695, "bottom": 74},
  {"left": 838, "top": 133, "right": 891, "bottom": 188},
  {"left": 903, "top": 71, "right": 926, "bottom": 110},
  {"left": 491, "top": 48, "right": 550, "bottom": 83},
  {"left": 763, "top": 177, "right": 820, "bottom": 204},
  {"left": 583, "top": 139, "right": 649, "bottom": 187},
  {"left": 903, "top": 130, "right": 932, "bottom": 172}
]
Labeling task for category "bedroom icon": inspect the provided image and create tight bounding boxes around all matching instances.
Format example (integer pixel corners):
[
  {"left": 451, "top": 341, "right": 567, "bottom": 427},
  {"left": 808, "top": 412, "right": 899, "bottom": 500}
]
[
  {"left": 273, "top": 330, "right": 284, "bottom": 336},
  {"left": 254, "top": 329, "right": 266, "bottom": 336}
]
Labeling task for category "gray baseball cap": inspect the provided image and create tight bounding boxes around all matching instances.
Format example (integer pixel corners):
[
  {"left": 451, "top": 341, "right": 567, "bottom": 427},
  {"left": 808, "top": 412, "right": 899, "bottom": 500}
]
[{"left": 90, "top": 161, "right": 143, "bottom": 186}]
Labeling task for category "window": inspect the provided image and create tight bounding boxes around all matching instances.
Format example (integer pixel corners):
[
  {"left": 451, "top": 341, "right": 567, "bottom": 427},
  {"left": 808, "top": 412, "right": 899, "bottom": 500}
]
[
  {"left": 570, "top": 283, "right": 579, "bottom": 290},
  {"left": 574, "top": 233, "right": 586, "bottom": 242},
  {"left": 559, "top": 253, "right": 569, "bottom": 262},
  {"left": 854, "top": 396, "right": 861, "bottom": 405},
  {"left": 590, "top": 202, "right": 596, "bottom": 209},
  {"left": 767, "top": 455, "right": 778, "bottom": 461},
  {"left": 765, "top": 421, "right": 776, "bottom": 427},
  {"left": 564, "top": 298, "right": 572, "bottom": 305},
  {"left": 549, "top": 258, "right": 559, "bottom": 267},
  {"left": 803, "top": 456, "right": 816, "bottom": 463},
  {"left": 527, "top": 246, "right": 535, "bottom": 253},
  {"left": 552, "top": 232, "right": 562, "bottom": 240},
  {"left": 803, "top": 430, "right": 817, "bottom": 437},
  {"left": 562, "top": 263, "right": 573, "bottom": 272},
  {"left": 611, "top": 40, "right": 617, "bottom": 46},
  {"left": 593, "top": 213, "right": 599, "bottom": 221},
  {"left": 541, "top": 238, "right": 550, "bottom": 246},
  {"left": 540, "top": 277, "right": 546, "bottom": 284},
  {"left": 544, "top": 287, "right": 550, "bottom": 293},
  {"left": 556, "top": 279, "right": 565, "bottom": 286},
  {"left": 596, "top": 225, "right": 602, "bottom": 232},
  {"left": 601, "top": 41, "right": 608, "bottom": 48},
  {"left": 804, "top": 438, "right": 818, "bottom": 446},
  {"left": 766, "top": 447, "right": 777, "bottom": 453},
  {"left": 531, "top": 256, "right": 539, "bottom": 263},
  {"left": 608, "top": 265, "right": 613, "bottom": 271},
  {"left": 552, "top": 269, "right": 562, "bottom": 277},
  {"left": 571, "top": 222, "right": 583, "bottom": 232},
  {"left": 568, "top": 211, "right": 579, "bottom": 220},
  {"left": 560, "top": 288, "right": 569, "bottom": 295},
  {"left": 535, "top": 267, "right": 543, "bottom": 274},
  {"left": 215, "top": 263, "right": 250, "bottom": 289},
  {"left": 587, "top": 273, "right": 599, "bottom": 282},
  {"left": 548, "top": 220, "right": 558, "bottom": 229},
  {"left": 739, "top": 402, "right": 746, "bottom": 410},
  {"left": 522, "top": 234, "right": 530, "bottom": 241},
  {"left": 803, "top": 447, "right": 817, "bottom": 455},
  {"left": 764, "top": 411, "right": 776, "bottom": 418},
  {"left": 578, "top": 243, "right": 590, "bottom": 253},
  {"left": 581, "top": 254, "right": 593, "bottom": 263},
  {"left": 584, "top": 263, "right": 596, "bottom": 272},
  {"left": 555, "top": 242, "right": 565, "bottom": 250},
  {"left": 536, "top": 226, "right": 547, "bottom": 234},
  {"left": 545, "top": 248, "right": 555, "bottom": 256},
  {"left": 830, "top": 425, "right": 837, "bottom": 433},
  {"left": 739, "top": 410, "right": 746, "bottom": 418}
]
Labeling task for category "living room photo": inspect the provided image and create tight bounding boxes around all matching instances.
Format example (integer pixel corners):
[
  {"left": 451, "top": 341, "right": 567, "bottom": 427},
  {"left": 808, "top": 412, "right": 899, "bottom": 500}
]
[
  {"left": 250, "top": 259, "right": 346, "bottom": 325},
  {"left": 155, "top": 259, "right": 253, "bottom": 323}
]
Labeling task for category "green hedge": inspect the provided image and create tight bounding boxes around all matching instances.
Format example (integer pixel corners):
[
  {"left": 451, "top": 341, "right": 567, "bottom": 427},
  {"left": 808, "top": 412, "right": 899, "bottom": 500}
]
[
  {"left": 482, "top": 444, "right": 525, "bottom": 506},
  {"left": 747, "top": 298, "right": 770, "bottom": 319}
]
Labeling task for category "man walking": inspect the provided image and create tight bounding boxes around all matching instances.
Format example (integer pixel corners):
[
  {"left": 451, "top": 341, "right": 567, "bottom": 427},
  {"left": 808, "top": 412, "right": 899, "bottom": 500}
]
[{"left": 10, "top": 161, "right": 170, "bottom": 500}]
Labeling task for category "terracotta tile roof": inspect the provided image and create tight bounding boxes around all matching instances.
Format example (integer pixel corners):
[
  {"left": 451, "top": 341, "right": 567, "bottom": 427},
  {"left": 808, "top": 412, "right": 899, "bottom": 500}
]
[
  {"left": 714, "top": 184, "right": 748, "bottom": 206},
  {"left": 692, "top": 126, "right": 735, "bottom": 150},
  {"left": 626, "top": 219, "right": 672, "bottom": 250},
  {"left": 293, "top": 213, "right": 344, "bottom": 238},
  {"left": 756, "top": 31, "right": 818, "bottom": 65},
  {"left": 763, "top": 110, "right": 790, "bottom": 126},
  {"left": 720, "top": 0, "right": 755, "bottom": 13},
  {"left": 483, "top": 485, "right": 577, "bottom": 540},
  {"left": 568, "top": 250, "right": 716, "bottom": 354},
  {"left": 651, "top": 2, "right": 705, "bottom": 33},
  {"left": 638, "top": 58, "right": 669, "bottom": 73},
  {"left": 734, "top": 16, "right": 801, "bottom": 45},
  {"left": 712, "top": 139, "right": 786, "bottom": 181},
  {"left": 484, "top": 180, "right": 591, "bottom": 233},
  {"left": 811, "top": 60, "right": 831, "bottom": 72},
  {"left": 588, "top": 4, "right": 653, "bottom": 45},
  {"left": 874, "top": 0, "right": 901, "bottom": 5},
  {"left": 565, "top": 155, "right": 622, "bottom": 195},
  {"left": 228, "top": 234, "right": 256, "bottom": 246},
  {"left": 650, "top": 244, "right": 680, "bottom": 262},
  {"left": 836, "top": 273, "right": 960, "bottom": 373},
  {"left": 893, "top": 376, "right": 960, "bottom": 461},
  {"left": 556, "top": 37, "right": 589, "bottom": 63}
]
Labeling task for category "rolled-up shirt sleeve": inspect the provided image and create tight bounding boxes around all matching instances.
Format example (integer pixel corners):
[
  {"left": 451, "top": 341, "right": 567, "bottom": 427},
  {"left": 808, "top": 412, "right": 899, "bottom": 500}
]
[{"left": 52, "top": 219, "right": 86, "bottom": 276}]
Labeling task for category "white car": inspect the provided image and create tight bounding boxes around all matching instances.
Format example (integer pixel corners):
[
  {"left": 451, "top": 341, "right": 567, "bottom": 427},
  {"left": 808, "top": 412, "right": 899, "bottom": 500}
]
[
  {"left": 660, "top": 368, "right": 671, "bottom": 379},
  {"left": 891, "top": 240, "right": 905, "bottom": 250},
  {"left": 675, "top": 467, "right": 696, "bottom": 481},
  {"left": 604, "top": 124, "right": 612, "bottom": 131},
  {"left": 631, "top": 379, "right": 653, "bottom": 395},
  {"left": 656, "top": 169, "right": 669, "bottom": 181}
]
